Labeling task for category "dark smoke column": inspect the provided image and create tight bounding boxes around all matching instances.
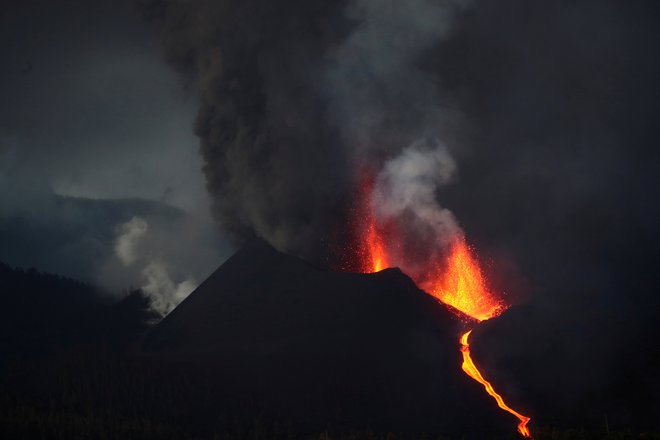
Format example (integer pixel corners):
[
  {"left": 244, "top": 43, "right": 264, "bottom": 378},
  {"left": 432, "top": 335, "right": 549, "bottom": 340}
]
[
  {"left": 141, "top": 0, "right": 355, "bottom": 262},
  {"left": 142, "top": 0, "right": 470, "bottom": 264}
]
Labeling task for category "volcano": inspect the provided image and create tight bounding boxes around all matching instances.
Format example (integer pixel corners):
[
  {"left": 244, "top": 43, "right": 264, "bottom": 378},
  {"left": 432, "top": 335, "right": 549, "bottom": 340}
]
[{"left": 140, "top": 239, "right": 519, "bottom": 436}]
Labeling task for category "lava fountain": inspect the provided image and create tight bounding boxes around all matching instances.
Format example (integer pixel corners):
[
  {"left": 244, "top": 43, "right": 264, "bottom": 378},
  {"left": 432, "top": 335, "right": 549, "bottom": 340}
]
[{"left": 350, "top": 166, "right": 532, "bottom": 438}]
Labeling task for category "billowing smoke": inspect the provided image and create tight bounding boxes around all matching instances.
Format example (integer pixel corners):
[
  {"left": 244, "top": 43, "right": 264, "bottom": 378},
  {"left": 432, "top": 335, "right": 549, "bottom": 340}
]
[
  {"left": 114, "top": 216, "right": 196, "bottom": 315},
  {"left": 142, "top": 0, "right": 470, "bottom": 263}
]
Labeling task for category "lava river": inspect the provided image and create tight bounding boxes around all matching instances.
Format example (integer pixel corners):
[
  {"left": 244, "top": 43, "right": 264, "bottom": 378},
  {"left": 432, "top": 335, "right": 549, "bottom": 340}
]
[{"left": 349, "top": 168, "right": 533, "bottom": 438}]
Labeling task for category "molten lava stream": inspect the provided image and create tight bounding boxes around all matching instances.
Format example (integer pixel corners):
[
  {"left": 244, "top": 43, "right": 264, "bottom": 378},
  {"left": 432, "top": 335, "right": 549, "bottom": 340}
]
[
  {"left": 353, "top": 166, "right": 533, "bottom": 437},
  {"left": 427, "top": 241, "right": 532, "bottom": 438},
  {"left": 460, "top": 330, "right": 532, "bottom": 438}
]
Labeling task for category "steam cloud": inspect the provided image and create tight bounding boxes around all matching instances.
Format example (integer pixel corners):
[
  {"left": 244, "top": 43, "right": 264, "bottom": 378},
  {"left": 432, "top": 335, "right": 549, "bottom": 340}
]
[
  {"left": 114, "top": 216, "right": 196, "bottom": 315},
  {"left": 115, "top": 216, "right": 148, "bottom": 266},
  {"left": 374, "top": 140, "right": 458, "bottom": 240},
  {"left": 372, "top": 140, "right": 462, "bottom": 273}
]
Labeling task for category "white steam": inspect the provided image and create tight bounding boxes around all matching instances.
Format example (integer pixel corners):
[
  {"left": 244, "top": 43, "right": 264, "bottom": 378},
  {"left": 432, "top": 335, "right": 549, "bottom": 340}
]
[
  {"left": 141, "top": 261, "right": 196, "bottom": 317},
  {"left": 374, "top": 139, "right": 462, "bottom": 251},
  {"left": 114, "top": 216, "right": 196, "bottom": 315},
  {"left": 115, "top": 216, "right": 148, "bottom": 265}
]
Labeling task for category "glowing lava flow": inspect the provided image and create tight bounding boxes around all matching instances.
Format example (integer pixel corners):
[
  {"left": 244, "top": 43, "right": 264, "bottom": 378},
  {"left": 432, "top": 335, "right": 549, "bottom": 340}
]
[
  {"left": 420, "top": 239, "right": 504, "bottom": 322},
  {"left": 441, "top": 243, "right": 532, "bottom": 438},
  {"left": 374, "top": 235, "right": 532, "bottom": 437},
  {"left": 352, "top": 167, "right": 533, "bottom": 438},
  {"left": 461, "top": 330, "right": 532, "bottom": 437}
]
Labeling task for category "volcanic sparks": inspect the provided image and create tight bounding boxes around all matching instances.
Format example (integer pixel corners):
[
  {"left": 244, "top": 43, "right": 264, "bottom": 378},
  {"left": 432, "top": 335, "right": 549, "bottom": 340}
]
[
  {"left": 364, "top": 200, "right": 388, "bottom": 273},
  {"left": 351, "top": 165, "right": 533, "bottom": 438},
  {"left": 351, "top": 166, "right": 390, "bottom": 273},
  {"left": 419, "top": 238, "right": 504, "bottom": 322}
]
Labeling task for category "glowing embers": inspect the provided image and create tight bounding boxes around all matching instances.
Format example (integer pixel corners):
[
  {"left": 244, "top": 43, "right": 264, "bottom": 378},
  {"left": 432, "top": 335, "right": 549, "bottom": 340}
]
[
  {"left": 460, "top": 330, "right": 532, "bottom": 438},
  {"left": 349, "top": 164, "right": 533, "bottom": 437},
  {"left": 351, "top": 165, "right": 391, "bottom": 273},
  {"left": 420, "top": 238, "right": 504, "bottom": 322},
  {"left": 365, "top": 217, "right": 388, "bottom": 272},
  {"left": 351, "top": 166, "right": 503, "bottom": 321}
]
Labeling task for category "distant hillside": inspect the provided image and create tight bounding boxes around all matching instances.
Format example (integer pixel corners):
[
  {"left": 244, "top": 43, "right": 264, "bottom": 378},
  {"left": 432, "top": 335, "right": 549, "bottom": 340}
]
[
  {"left": 0, "top": 261, "right": 156, "bottom": 365},
  {"left": 0, "top": 194, "right": 183, "bottom": 283}
]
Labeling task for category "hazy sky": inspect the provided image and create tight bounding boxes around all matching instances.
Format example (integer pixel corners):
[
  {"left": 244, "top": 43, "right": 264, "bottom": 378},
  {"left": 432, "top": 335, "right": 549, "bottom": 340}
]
[
  {"left": 0, "top": 0, "right": 229, "bottom": 309},
  {"left": 1, "top": 0, "right": 206, "bottom": 208}
]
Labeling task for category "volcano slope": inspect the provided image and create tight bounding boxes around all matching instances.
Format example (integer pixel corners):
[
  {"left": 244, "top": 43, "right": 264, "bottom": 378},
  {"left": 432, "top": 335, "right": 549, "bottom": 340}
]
[{"left": 140, "top": 239, "right": 516, "bottom": 437}]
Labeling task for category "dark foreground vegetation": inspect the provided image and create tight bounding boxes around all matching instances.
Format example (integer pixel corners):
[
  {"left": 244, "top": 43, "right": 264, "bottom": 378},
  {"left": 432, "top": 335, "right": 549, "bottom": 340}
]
[
  {"left": 1, "top": 261, "right": 658, "bottom": 439},
  {"left": 2, "top": 367, "right": 659, "bottom": 440}
]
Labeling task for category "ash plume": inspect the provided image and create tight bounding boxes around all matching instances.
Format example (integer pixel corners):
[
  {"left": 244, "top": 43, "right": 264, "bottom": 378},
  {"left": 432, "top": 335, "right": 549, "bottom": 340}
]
[{"left": 141, "top": 0, "right": 470, "bottom": 262}]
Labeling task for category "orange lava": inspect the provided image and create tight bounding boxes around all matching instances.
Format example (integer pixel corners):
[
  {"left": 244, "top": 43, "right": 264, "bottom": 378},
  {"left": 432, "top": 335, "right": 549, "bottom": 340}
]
[
  {"left": 420, "top": 238, "right": 504, "bottom": 322},
  {"left": 351, "top": 165, "right": 533, "bottom": 438},
  {"left": 364, "top": 182, "right": 388, "bottom": 272},
  {"left": 460, "top": 330, "right": 532, "bottom": 438},
  {"left": 353, "top": 166, "right": 390, "bottom": 273},
  {"left": 366, "top": 220, "right": 388, "bottom": 272}
]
